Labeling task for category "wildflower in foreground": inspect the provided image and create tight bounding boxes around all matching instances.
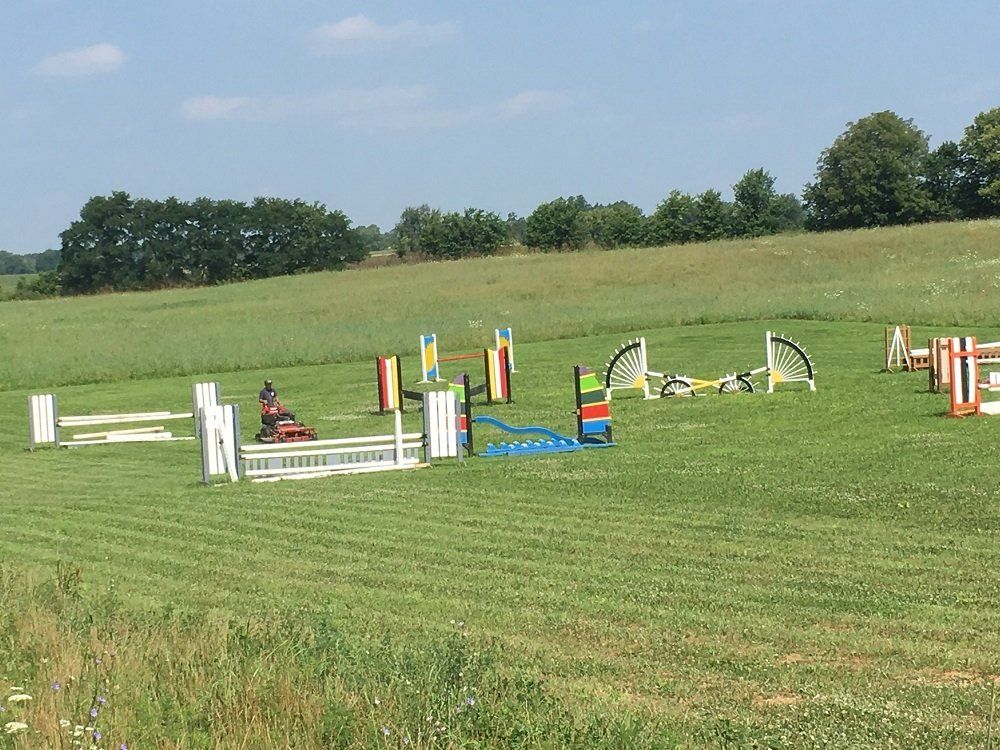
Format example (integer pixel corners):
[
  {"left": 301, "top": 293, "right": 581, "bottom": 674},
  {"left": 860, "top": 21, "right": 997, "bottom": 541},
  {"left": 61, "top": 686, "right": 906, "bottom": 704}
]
[
  {"left": 93, "top": 729, "right": 102, "bottom": 741},
  {"left": 7, "top": 694, "right": 32, "bottom": 703},
  {"left": 52, "top": 682, "right": 61, "bottom": 692},
  {"left": 121, "top": 743, "right": 128, "bottom": 750},
  {"left": 60, "top": 719, "right": 71, "bottom": 728},
  {"left": 466, "top": 696, "right": 475, "bottom": 707},
  {"left": 97, "top": 696, "right": 107, "bottom": 706},
  {"left": 381, "top": 726, "right": 390, "bottom": 736},
  {"left": 4, "top": 721, "right": 29, "bottom": 734}
]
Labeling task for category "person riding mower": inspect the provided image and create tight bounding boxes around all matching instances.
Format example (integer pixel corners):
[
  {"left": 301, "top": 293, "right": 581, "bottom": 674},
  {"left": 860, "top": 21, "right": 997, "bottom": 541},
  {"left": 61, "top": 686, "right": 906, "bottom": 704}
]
[{"left": 255, "top": 379, "right": 317, "bottom": 443}]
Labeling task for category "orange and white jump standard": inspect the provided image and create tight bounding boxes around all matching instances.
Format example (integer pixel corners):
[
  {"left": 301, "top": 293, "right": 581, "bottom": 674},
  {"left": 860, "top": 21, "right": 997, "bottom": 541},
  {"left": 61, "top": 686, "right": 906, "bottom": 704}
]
[{"left": 947, "top": 336, "right": 1000, "bottom": 417}]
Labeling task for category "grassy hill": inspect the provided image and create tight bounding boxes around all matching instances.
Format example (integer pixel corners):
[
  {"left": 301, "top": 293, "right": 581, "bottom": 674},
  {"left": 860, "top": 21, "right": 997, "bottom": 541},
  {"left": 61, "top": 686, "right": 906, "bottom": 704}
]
[
  {"left": 2, "top": 220, "right": 998, "bottom": 391},
  {"left": 0, "top": 222, "right": 997, "bottom": 748},
  {"left": 0, "top": 272, "right": 34, "bottom": 299}
]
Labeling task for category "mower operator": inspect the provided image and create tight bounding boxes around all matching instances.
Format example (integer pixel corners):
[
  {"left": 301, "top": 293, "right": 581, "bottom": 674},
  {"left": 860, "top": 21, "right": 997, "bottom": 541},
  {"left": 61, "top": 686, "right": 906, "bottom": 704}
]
[{"left": 259, "top": 379, "right": 295, "bottom": 423}]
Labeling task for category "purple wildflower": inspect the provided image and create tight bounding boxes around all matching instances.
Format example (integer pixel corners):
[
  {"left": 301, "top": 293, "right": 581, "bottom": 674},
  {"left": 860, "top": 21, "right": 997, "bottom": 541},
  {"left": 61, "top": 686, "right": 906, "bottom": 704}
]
[
  {"left": 466, "top": 696, "right": 475, "bottom": 707},
  {"left": 51, "top": 681, "right": 61, "bottom": 692},
  {"left": 93, "top": 730, "right": 102, "bottom": 741},
  {"left": 97, "top": 696, "right": 107, "bottom": 706},
  {"left": 120, "top": 744, "right": 128, "bottom": 750},
  {"left": 89, "top": 707, "right": 99, "bottom": 718},
  {"left": 381, "top": 726, "right": 391, "bottom": 736}
]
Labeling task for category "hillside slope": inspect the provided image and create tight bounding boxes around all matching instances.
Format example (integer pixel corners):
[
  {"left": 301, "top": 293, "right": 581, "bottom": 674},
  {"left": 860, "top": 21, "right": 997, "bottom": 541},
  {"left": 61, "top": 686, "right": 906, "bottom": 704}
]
[{"left": 2, "top": 220, "right": 998, "bottom": 390}]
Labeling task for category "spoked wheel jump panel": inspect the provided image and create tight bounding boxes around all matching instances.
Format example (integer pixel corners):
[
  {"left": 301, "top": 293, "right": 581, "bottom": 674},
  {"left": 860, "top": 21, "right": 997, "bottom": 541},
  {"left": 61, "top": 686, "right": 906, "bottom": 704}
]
[
  {"left": 719, "top": 375, "right": 754, "bottom": 394},
  {"left": 766, "top": 333, "right": 816, "bottom": 392},
  {"left": 604, "top": 338, "right": 650, "bottom": 399}
]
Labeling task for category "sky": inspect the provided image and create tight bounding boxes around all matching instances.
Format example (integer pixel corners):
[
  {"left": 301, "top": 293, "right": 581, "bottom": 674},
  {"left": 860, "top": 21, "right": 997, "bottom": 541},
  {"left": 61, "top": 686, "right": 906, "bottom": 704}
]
[{"left": 1, "top": 1, "right": 998, "bottom": 252}]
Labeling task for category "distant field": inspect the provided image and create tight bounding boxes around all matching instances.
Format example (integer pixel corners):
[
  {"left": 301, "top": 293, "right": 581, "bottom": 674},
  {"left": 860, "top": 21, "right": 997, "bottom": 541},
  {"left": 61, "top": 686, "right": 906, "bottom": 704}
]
[
  {"left": 0, "top": 272, "right": 34, "bottom": 297},
  {"left": 1, "top": 220, "right": 999, "bottom": 391}
]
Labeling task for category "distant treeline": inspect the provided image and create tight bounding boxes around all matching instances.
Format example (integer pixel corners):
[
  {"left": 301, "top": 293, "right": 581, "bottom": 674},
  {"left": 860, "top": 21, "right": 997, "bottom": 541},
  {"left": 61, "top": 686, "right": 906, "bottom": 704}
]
[
  {"left": 48, "top": 194, "right": 363, "bottom": 295},
  {"left": 0, "top": 248, "right": 59, "bottom": 274},
  {"left": 11, "top": 106, "right": 999, "bottom": 298}
]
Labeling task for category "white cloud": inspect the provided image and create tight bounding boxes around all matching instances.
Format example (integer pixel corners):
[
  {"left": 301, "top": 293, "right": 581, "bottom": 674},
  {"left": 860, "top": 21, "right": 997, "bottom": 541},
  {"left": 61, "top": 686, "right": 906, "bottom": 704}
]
[
  {"left": 497, "top": 90, "right": 574, "bottom": 119},
  {"left": 712, "top": 112, "right": 771, "bottom": 135},
  {"left": 309, "top": 15, "right": 458, "bottom": 54},
  {"left": 180, "top": 86, "right": 573, "bottom": 130},
  {"left": 179, "top": 86, "right": 430, "bottom": 122},
  {"left": 34, "top": 43, "right": 125, "bottom": 77},
  {"left": 180, "top": 96, "right": 254, "bottom": 121}
]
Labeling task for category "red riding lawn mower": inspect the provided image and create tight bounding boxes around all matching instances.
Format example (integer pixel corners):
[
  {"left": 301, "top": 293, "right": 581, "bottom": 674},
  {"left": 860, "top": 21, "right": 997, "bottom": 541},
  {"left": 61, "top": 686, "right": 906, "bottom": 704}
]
[{"left": 255, "top": 404, "right": 318, "bottom": 443}]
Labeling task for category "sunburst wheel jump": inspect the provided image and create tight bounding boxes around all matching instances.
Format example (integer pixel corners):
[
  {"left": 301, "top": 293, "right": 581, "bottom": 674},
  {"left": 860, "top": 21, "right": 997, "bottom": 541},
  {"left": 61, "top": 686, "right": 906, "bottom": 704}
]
[
  {"left": 604, "top": 338, "right": 654, "bottom": 399},
  {"left": 603, "top": 331, "right": 816, "bottom": 400}
]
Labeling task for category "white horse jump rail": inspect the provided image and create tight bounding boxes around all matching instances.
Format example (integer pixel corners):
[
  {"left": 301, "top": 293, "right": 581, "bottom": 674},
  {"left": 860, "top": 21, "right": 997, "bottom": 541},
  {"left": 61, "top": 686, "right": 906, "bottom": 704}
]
[
  {"left": 199, "top": 391, "right": 462, "bottom": 484},
  {"left": 29, "top": 382, "right": 220, "bottom": 450}
]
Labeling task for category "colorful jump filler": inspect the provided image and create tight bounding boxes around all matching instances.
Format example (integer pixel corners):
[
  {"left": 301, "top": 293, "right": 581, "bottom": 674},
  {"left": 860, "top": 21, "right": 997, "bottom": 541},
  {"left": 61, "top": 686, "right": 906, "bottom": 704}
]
[
  {"left": 472, "top": 366, "right": 615, "bottom": 457},
  {"left": 604, "top": 331, "right": 816, "bottom": 400},
  {"left": 946, "top": 337, "right": 1000, "bottom": 417},
  {"left": 376, "top": 347, "right": 512, "bottom": 414},
  {"left": 420, "top": 328, "right": 517, "bottom": 382}
]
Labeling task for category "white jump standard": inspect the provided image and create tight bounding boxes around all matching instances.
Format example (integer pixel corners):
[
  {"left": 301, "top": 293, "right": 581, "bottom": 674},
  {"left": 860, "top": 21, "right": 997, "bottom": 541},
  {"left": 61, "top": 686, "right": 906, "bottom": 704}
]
[
  {"left": 28, "top": 382, "right": 221, "bottom": 449},
  {"left": 199, "top": 391, "right": 463, "bottom": 484}
]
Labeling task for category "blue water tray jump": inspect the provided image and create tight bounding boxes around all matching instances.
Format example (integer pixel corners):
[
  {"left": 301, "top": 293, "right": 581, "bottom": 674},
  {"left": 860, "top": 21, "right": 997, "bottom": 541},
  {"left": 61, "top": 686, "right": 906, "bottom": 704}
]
[{"left": 471, "top": 415, "right": 614, "bottom": 457}]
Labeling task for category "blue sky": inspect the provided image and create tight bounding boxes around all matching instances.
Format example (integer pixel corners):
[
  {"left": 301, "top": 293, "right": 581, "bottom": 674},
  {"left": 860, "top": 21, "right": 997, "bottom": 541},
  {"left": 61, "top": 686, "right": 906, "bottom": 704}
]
[{"left": 2, "top": 1, "right": 997, "bottom": 252}]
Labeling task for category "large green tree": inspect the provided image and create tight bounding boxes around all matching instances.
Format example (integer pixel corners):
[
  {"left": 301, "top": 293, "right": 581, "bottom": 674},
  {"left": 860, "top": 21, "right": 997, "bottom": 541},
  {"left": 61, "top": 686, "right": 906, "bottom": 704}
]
[
  {"left": 648, "top": 190, "right": 697, "bottom": 246},
  {"left": 585, "top": 202, "right": 647, "bottom": 249},
  {"left": 922, "top": 141, "right": 964, "bottom": 220},
  {"left": 392, "top": 205, "right": 435, "bottom": 256},
  {"left": 733, "top": 169, "right": 806, "bottom": 236},
  {"left": 958, "top": 106, "right": 1000, "bottom": 218},
  {"left": 525, "top": 197, "right": 588, "bottom": 250},
  {"left": 803, "top": 111, "right": 935, "bottom": 230},
  {"left": 733, "top": 169, "right": 777, "bottom": 237},
  {"left": 420, "top": 208, "right": 508, "bottom": 259},
  {"left": 691, "top": 189, "right": 732, "bottom": 241}
]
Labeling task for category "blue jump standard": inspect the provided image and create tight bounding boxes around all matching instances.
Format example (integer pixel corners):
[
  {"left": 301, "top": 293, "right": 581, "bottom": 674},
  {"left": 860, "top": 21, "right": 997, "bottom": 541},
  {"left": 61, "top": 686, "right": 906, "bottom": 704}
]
[{"left": 471, "top": 415, "right": 615, "bottom": 457}]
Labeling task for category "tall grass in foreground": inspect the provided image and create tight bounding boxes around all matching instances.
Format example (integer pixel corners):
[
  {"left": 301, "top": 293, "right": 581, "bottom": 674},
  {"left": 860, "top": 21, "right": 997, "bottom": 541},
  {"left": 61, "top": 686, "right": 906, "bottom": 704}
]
[
  {"left": 2, "top": 220, "right": 999, "bottom": 390},
  {"left": 0, "top": 566, "right": 673, "bottom": 750}
]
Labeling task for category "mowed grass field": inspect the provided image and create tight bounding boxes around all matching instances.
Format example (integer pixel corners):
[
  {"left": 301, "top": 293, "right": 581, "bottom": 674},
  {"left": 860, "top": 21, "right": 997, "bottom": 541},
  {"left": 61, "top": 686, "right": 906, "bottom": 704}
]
[{"left": 1, "top": 223, "right": 998, "bottom": 748}]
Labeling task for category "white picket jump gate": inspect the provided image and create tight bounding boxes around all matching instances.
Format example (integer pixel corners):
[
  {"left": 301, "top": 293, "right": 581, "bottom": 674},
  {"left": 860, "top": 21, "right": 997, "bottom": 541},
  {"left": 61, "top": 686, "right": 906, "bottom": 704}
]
[
  {"left": 29, "top": 382, "right": 221, "bottom": 449},
  {"left": 199, "top": 390, "right": 462, "bottom": 484}
]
